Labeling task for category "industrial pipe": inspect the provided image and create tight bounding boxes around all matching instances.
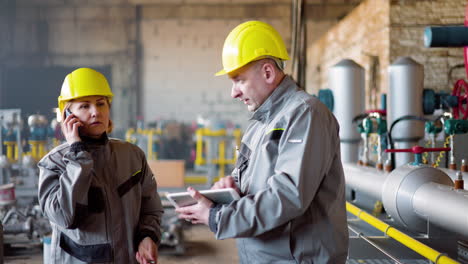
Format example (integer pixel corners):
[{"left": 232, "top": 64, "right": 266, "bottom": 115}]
[
  {"left": 413, "top": 182, "right": 468, "bottom": 237},
  {"left": 381, "top": 164, "right": 453, "bottom": 233},
  {"left": 343, "top": 163, "right": 388, "bottom": 200},
  {"left": 346, "top": 162, "right": 468, "bottom": 239},
  {"left": 424, "top": 26, "right": 468, "bottom": 48}
]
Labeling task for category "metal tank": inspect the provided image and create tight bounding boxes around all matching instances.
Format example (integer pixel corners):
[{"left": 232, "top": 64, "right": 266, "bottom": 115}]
[
  {"left": 388, "top": 57, "right": 424, "bottom": 167},
  {"left": 329, "top": 59, "right": 365, "bottom": 163}
]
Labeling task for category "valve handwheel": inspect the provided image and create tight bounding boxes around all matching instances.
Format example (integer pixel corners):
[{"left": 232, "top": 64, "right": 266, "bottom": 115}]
[
  {"left": 452, "top": 79, "right": 468, "bottom": 120},
  {"left": 385, "top": 146, "right": 450, "bottom": 154},
  {"left": 465, "top": 3, "right": 468, "bottom": 78},
  {"left": 385, "top": 146, "right": 451, "bottom": 165},
  {"left": 458, "top": 3, "right": 468, "bottom": 119}
]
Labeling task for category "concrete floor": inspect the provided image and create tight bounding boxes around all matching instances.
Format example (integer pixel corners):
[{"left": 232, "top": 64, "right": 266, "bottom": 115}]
[{"left": 3, "top": 225, "right": 239, "bottom": 264}]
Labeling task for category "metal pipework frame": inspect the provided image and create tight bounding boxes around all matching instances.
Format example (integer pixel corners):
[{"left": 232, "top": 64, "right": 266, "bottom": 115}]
[{"left": 194, "top": 127, "right": 241, "bottom": 184}]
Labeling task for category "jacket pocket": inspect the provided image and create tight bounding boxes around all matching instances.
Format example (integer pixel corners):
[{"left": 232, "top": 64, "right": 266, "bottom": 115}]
[
  {"left": 235, "top": 143, "right": 251, "bottom": 180},
  {"left": 60, "top": 232, "right": 113, "bottom": 262},
  {"left": 117, "top": 170, "right": 143, "bottom": 197},
  {"left": 88, "top": 186, "right": 105, "bottom": 213}
]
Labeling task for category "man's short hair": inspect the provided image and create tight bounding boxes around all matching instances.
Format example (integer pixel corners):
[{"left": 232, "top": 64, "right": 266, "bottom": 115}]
[{"left": 255, "top": 57, "right": 285, "bottom": 72}]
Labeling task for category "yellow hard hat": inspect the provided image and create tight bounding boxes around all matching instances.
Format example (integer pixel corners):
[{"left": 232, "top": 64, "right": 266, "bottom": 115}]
[
  {"left": 215, "top": 21, "right": 290, "bottom": 76},
  {"left": 58, "top": 68, "right": 114, "bottom": 113}
]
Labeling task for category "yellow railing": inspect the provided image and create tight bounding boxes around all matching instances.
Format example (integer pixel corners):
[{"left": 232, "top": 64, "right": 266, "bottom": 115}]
[
  {"left": 346, "top": 202, "right": 459, "bottom": 264},
  {"left": 194, "top": 127, "right": 242, "bottom": 180},
  {"left": 126, "top": 128, "right": 162, "bottom": 160}
]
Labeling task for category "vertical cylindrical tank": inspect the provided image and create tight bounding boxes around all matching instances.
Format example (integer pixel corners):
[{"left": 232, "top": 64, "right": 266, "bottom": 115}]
[
  {"left": 43, "top": 235, "right": 51, "bottom": 264},
  {"left": 0, "top": 220, "right": 3, "bottom": 264},
  {"left": 388, "top": 57, "right": 424, "bottom": 167},
  {"left": 329, "top": 59, "right": 365, "bottom": 163}
]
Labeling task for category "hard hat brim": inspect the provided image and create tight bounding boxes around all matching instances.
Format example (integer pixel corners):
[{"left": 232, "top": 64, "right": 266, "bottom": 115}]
[{"left": 215, "top": 69, "right": 227, "bottom": 76}]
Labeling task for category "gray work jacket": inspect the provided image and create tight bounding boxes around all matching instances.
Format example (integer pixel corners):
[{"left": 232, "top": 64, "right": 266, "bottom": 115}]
[
  {"left": 212, "top": 76, "right": 349, "bottom": 263},
  {"left": 38, "top": 135, "right": 163, "bottom": 264}
]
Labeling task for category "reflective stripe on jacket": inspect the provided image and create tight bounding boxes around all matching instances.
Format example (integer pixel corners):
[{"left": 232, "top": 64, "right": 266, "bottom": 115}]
[
  {"left": 38, "top": 136, "right": 163, "bottom": 264},
  {"left": 215, "top": 76, "right": 349, "bottom": 263}
]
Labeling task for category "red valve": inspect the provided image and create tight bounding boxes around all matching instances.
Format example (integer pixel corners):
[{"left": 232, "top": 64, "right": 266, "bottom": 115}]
[
  {"left": 385, "top": 146, "right": 451, "bottom": 154},
  {"left": 365, "top": 109, "right": 387, "bottom": 116},
  {"left": 465, "top": 3, "right": 468, "bottom": 78},
  {"left": 452, "top": 79, "right": 468, "bottom": 120}
]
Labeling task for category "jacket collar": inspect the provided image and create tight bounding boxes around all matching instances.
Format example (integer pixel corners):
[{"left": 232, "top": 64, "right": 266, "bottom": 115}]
[
  {"left": 250, "top": 75, "right": 297, "bottom": 122},
  {"left": 82, "top": 133, "right": 109, "bottom": 147}
]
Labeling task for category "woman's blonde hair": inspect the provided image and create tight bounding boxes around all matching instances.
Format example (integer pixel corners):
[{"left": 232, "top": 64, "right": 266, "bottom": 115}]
[{"left": 62, "top": 98, "right": 113, "bottom": 134}]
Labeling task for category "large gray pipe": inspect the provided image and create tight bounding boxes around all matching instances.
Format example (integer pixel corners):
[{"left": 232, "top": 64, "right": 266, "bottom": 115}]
[
  {"left": 413, "top": 182, "right": 468, "bottom": 237},
  {"left": 388, "top": 57, "right": 424, "bottom": 167},
  {"left": 382, "top": 165, "right": 453, "bottom": 233},
  {"left": 329, "top": 59, "right": 365, "bottom": 163},
  {"left": 343, "top": 163, "right": 388, "bottom": 200}
]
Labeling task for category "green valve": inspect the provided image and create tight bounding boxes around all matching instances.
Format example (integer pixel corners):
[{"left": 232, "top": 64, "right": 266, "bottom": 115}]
[
  {"left": 425, "top": 121, "right": 442, "bottom": 134},
  {"left": 376, "top": 117, "right": 387, "bottom": 135},
  {"left": 363, "top": 118, "right": 373, "bottom": 134},
  {"left": 318, "top": 89, "right": 334, "bottom": 112},
  {"left": 357, "top": 123, "right": 365, "bottom": 134},
  {"left": 444, "top": 119, "right": 468, "bottom": 135}
]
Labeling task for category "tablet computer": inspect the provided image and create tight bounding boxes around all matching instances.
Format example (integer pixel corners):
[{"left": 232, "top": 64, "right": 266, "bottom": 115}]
[{"left": 166, "top": 188, "right": 240, "bottom": 208}]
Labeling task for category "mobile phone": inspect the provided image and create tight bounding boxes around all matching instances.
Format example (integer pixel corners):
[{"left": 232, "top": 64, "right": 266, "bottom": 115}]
[
  {"left": 65, "top": 108, "right": 72, "bottom": 118},
  {"left": 65, "top": 108, "right": 82, "bottom": 136}
]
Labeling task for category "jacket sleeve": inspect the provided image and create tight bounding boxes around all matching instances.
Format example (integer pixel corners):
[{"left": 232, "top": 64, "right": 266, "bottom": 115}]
[
  {"left": 134, "top": 156, "right": 164, "bottom": 247},
  {"left": 215, "top": 105, "right": 339, "bottom": 239},
  {"left": 38, "top": 142, "right": 94, "bottom": 229}
]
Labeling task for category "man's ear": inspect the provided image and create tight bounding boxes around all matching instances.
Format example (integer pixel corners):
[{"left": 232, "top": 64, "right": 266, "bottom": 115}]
[{"left": 262, "top": 62, "right": 276, "bottom": 84}]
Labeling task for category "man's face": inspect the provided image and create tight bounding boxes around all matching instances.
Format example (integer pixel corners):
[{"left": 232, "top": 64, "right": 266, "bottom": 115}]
[{"left": 228, "top": 62, "right": 270, "bottom": 112}]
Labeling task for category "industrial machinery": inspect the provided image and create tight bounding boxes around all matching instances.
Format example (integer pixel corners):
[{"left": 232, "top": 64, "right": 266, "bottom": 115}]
[
  {"left": 327, "top": 14, "right": 468, "bottom": 262},
  {"left": 126, "top": 126, "right": 162, "bottom": 161},
  {"left": 0, "top": 109, "right": 56, "bottom": 260}
]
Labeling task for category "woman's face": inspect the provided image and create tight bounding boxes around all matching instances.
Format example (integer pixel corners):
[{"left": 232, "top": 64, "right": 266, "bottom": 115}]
[{"left": 68, "top": 95, "right": 110, "bottom": 138}]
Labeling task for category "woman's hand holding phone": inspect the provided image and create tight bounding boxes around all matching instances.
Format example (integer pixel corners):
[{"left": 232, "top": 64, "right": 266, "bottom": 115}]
[{"left": 63, "top": 108, "right": 83, "bottom": 144}]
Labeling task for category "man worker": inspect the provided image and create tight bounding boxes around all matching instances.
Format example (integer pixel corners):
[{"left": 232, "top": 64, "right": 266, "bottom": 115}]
[{"left": 176, "top": 20, "right": 349, "bottom": 263}]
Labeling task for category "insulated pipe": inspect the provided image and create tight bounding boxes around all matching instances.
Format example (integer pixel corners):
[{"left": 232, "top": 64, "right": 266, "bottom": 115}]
[
  {"left": 382, "top": 165, "right": 453, "bottom": 233},
  {"left": 343, "top": 163, "right": 388, "bottom": 200},
  {"left": 388, "top": 57, "right": 424, "bottom": 167},
  {"left": 413, "top": 182, "right": 468, "bottom": 237},
  {"left": 329, "top": 59, "right": 365, "bottom": 163}
]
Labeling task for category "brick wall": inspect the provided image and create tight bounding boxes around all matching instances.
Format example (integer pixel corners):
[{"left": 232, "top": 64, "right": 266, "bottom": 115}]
[
  {"left": 390, "top": 0, "right": 466, "bottom": 91},
  {"left": 308, "top": 0, "right": 466, "bottom": 110},
  {"left": 140, "top": 18, "right": 290, "bottom": 127}
]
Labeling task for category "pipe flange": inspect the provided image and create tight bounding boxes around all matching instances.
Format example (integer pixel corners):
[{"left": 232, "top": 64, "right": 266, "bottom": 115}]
[{"left": 381, "top": 164, "right": 453, "bottom": 233}]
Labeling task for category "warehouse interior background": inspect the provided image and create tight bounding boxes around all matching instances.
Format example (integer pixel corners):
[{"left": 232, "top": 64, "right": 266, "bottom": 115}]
[{"left": 1, "top": 0, "right": 468, "bottom": 263}]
